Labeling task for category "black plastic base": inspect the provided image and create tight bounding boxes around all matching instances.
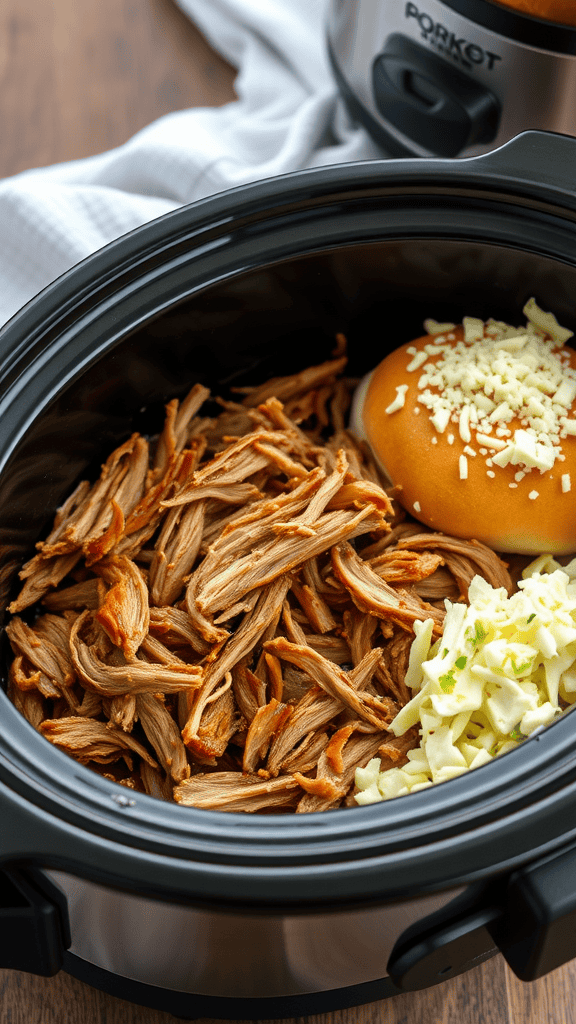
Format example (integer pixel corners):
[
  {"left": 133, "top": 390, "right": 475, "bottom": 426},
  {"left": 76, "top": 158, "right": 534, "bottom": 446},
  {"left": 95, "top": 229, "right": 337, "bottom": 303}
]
[
  {"left": 62, "top": 950, "right": 400, "bottom": 1019},
  {"left": 328, "top": 44, "right": 417, "bottom": 158}
]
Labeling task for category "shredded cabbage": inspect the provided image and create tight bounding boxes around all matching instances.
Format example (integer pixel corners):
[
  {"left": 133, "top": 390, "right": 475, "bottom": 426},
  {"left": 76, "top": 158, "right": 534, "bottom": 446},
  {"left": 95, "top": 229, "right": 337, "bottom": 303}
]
[{"left": 355, "top": 563, "right": 576, "bottom": 805}]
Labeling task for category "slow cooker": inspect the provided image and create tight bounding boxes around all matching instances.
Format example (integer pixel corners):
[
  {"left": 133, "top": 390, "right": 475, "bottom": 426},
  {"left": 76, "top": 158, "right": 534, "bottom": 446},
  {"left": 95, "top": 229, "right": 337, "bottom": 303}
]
[
  {"left": 327, "top": 0, "right": 576, "bottom": 157},
  {"left": 1, "top": 130, "right": 576, "bottom": 1019}
]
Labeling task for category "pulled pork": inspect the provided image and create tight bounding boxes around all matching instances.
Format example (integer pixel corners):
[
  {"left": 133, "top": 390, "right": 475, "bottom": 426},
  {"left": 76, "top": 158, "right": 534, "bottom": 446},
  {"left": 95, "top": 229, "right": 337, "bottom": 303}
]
[{"left": 4, "top": 348, "right": 512, "bottom": 813}]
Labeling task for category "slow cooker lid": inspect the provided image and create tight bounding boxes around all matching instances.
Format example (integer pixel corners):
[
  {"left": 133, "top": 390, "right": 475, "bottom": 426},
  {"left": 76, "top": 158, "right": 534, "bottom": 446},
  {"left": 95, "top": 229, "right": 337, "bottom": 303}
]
[{"left": 1, "top": 132, "right": 576, "bottom": 905}]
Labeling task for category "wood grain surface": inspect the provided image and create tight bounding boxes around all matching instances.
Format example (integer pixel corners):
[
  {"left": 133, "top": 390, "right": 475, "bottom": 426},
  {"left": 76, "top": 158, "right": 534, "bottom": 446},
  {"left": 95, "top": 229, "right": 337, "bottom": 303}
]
[
  {"left": 0, "top": 0, "right": 236, "bottom": 178},
  {"left": 0, "top": 0, "right": 574, "bottom": 1022}
]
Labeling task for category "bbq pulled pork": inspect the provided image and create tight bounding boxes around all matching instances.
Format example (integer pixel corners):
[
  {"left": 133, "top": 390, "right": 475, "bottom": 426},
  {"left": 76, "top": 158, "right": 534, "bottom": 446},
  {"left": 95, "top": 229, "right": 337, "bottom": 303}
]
[{"left": 4, "top": 349, "right": 512, "bottom": 813}]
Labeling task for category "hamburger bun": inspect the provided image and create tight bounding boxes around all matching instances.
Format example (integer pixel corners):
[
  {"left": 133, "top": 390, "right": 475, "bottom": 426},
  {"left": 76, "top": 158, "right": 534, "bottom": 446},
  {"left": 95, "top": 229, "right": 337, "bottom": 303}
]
[{"left": 352, "top": 317, "right": 576, "bottom": 555}]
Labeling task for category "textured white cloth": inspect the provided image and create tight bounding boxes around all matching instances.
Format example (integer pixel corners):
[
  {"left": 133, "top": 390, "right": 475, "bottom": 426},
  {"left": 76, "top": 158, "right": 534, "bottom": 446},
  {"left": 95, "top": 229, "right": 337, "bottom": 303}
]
[{"left": 0, "top": 0, "right": 380, "bottom": 328}]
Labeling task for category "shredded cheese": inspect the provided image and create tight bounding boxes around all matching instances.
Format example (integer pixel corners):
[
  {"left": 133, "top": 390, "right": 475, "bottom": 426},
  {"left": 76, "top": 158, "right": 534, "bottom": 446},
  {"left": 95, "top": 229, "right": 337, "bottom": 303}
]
[
  {"left": 385, "top": 384, "right": 408, "bottom": 414},
  {"left": 424, "top": 319, "right": 456, "bottom": 335},
  {"left": 523, "top": 297, "right": 574, "bottom": 344},
  {"left": 386, "top": 300, "right": 575, "bottom": 485}
]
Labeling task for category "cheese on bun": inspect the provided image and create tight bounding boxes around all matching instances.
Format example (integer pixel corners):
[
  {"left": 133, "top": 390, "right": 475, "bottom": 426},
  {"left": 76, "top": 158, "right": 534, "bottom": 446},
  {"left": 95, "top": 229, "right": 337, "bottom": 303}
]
[{"left": 350, "top": 303, "right": 576, "bottom": 555}]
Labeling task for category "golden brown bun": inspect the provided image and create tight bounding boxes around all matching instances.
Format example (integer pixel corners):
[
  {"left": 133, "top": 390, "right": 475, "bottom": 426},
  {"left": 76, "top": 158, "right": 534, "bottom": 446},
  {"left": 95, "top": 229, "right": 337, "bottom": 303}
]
[
  {"left": 492, "top": 0, "right": 576, "bottom": 24},
  {"left": 361, "top": 329, "right": 576, "bottom": 555}
]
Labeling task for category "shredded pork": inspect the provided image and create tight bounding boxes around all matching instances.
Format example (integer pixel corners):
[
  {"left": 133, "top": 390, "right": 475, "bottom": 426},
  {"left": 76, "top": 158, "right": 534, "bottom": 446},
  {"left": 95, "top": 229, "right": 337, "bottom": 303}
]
[{"left": 3, "top": 346, "right": 513, "bottom": 813}]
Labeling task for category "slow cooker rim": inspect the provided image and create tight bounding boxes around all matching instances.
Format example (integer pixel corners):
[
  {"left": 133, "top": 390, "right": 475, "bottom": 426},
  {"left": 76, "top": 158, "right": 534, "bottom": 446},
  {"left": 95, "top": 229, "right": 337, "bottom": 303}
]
[
  {"left": 4, "top": 687, "right": 576, "bottom": 859},
  {"left": 1, "top": 129, "right": 575, "bottom": 376},
  {"left": 2, "top": 131, "right": 576, "bottom": 902}
]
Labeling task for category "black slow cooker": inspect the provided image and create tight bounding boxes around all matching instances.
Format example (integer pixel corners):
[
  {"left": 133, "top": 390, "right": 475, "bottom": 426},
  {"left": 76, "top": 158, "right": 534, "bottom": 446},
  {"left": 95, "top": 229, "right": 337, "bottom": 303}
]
[{"left": 1, "top": 130, "right": 576, "bottom": 1019}]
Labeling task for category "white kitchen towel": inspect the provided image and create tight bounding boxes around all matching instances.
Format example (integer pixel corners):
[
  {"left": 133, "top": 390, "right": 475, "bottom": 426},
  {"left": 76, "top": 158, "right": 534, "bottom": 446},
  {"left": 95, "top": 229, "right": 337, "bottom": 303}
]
[{"left": 0, "top": 0, "right": 381, "bottom": 329}]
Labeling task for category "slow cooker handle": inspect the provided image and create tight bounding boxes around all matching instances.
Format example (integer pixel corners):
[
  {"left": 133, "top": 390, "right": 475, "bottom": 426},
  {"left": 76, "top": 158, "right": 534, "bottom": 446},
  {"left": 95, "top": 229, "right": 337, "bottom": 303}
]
[
  {"left": 0, "top": 866, "right": 69, "bottom": 976},
  {"left": 388, "top": 839, "right": 576, "bottom": 988},
  {"left": 493, "top": 840, "right": 576, "bottom": 980},
  {"left": 465, "top": 130, "right": 576, "bottom": 201}
]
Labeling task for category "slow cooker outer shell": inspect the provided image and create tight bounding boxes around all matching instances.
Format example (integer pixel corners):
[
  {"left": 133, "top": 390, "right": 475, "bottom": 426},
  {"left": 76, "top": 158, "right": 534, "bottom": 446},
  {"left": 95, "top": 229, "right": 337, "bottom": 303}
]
[{"left": 1, "top": 132, "right": 576, "bottom": 908}]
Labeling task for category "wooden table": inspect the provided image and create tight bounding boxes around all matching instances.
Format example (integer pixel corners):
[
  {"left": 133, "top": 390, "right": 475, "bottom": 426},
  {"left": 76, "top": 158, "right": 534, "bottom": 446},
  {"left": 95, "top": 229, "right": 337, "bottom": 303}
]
[{"left": 0, "top": 0, "right": 574, "bottom": 1021}]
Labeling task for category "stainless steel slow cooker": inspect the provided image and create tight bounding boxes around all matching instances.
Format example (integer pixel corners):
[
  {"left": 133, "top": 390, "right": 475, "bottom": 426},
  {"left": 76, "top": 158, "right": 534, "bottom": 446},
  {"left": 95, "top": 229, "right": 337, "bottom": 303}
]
[
  {"left": 1, "top": 130, "right": 576, "bottom": 1019},
  {"left": 327, "top": 0, "right": 576, "bottom": 157}
]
